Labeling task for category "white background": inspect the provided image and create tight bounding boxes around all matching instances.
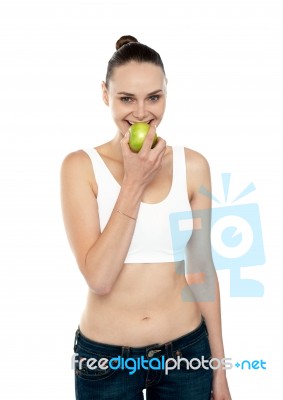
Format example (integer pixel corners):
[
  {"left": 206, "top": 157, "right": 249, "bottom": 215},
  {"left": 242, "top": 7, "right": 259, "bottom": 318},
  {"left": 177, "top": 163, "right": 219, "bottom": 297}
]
[{"left": 0, "top": 0, "right": 282, "bottom": 398}]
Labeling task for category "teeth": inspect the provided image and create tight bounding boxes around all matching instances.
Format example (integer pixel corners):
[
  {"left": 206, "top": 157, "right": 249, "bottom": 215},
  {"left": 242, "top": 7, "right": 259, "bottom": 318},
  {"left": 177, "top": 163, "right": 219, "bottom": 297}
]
[{"left": 128, "top": 120, "right": 151, "bottom": 125}]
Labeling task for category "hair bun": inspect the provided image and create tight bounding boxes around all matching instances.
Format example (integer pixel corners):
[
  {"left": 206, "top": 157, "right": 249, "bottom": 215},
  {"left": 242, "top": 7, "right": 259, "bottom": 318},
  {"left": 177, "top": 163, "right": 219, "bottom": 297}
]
[{"left": 116, "top": 35, "right": 138, "bottom": 50}]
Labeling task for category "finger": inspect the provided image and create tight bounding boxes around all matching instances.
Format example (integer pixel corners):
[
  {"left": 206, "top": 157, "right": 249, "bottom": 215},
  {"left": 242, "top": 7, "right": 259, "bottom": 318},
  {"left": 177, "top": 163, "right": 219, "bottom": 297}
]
[
  {"left": 150, "top": 136, "right": 167, "bottom": 157},
  {"left": 121, "top": 130, "right": 130, "bottom": 143},
  {"left": 120, "top": 130, "right": 131, "bottom": 154},
  {"left": 148, "top": 138, "right": 166, "bottom": 169},
  {"left": 138, "top": 123, "right": 157, "bottom": 154}
]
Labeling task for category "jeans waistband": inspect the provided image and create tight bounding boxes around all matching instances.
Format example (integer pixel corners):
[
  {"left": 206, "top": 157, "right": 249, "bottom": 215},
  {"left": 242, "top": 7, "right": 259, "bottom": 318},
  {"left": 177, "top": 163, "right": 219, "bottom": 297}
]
[{"left": 74, "top": 318, "right": 208, "bottom": 357}]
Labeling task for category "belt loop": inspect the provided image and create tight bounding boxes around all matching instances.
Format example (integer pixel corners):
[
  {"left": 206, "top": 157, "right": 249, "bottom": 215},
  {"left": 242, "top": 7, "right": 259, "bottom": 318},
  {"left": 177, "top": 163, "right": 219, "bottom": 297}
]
[
  {"left": 73, "top": 327, "right": 80, "bottom": 352},
  {"left": 122, "top": 346, "right": 130, "bottom": 358},
  {"left": 165, "top": 342, "right": 173, "bottom": 358}
]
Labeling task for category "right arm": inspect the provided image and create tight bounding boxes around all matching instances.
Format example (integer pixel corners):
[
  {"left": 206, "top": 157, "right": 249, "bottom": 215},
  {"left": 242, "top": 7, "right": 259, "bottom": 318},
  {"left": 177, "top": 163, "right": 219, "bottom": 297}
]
[{"left": 60, "top": 127, "right": 166, "bottom": 295}]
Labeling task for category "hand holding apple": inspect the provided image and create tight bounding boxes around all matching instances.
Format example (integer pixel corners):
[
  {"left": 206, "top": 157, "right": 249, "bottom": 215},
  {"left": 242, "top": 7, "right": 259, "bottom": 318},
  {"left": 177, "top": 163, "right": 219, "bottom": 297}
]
[
  {"left": 128, "top": 122, "right": 158, "bottom": 153},
  {"left": 120, "top": 122, "right": 166, "bottom": 190}
]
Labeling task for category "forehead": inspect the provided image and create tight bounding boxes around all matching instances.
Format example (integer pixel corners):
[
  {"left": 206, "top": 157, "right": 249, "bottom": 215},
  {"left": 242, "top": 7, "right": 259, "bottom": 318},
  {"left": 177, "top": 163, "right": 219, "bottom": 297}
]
[{"left": 109, "top": 61, "right": 166, "bottom": 94}]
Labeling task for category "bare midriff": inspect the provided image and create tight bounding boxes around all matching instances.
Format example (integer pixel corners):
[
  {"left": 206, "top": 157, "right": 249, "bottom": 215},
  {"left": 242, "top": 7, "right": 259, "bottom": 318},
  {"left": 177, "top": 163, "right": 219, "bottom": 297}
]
[{"left": 79, "top": 260, "right": 202, "bottom": 347}]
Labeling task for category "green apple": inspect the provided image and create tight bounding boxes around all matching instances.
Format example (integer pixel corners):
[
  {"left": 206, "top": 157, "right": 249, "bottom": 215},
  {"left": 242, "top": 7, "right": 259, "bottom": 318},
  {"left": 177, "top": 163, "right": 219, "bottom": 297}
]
[{"left": 129, "top": 122, "right": 158, "bottom": 153}]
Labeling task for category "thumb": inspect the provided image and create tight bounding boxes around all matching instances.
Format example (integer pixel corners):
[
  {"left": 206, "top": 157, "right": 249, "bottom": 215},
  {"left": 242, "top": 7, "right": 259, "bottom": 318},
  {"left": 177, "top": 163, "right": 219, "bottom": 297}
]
[
  {"left": 120, "top": 130, "right": 131, "bottom": 152},
  {"left": 121, "top": 130, "right": 129, "bottom": 143},
  {"left": 124, "top": 130, "right": 130, "bottom": 141}
]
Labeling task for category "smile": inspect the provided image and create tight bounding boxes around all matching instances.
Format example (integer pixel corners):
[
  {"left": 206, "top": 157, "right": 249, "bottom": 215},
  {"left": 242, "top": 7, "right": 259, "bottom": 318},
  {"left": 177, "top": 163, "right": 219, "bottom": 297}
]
[{"left": 126, "top": 120, "right": 153, "bottom": 126}]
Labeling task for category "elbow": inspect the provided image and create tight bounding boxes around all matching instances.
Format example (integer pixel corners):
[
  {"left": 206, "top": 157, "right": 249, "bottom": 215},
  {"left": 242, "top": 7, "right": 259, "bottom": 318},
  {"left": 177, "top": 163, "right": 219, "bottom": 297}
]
[
  {"left": 85, "top": 274, "right": 113, "bottom": 295},
  {"left": 81, "top": 257, "right": 113, "bottom": 295},
  {"left": 89, "top": 282, "right": 112, "bottom": 296}
]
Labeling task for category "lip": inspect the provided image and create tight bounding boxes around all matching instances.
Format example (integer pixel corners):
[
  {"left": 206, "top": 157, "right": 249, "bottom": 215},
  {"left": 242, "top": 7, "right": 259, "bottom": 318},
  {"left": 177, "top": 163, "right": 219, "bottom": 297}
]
[{"left": 126, "top": 119, "right": 154, "bottom": 126}]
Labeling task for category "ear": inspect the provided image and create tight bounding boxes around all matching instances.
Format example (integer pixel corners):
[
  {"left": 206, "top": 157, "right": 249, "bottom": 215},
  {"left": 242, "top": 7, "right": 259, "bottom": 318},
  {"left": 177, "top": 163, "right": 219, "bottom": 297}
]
[
  {"left": 101, "top": 81, "right": 109, "bottom": 106},
  {"left": 163, "top": 77, "right": 168, "bottom": 95}
]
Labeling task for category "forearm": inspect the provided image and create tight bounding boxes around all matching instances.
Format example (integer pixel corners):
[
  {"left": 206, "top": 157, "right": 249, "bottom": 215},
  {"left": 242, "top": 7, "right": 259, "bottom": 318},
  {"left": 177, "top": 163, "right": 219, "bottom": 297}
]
[
  {"left": 196, "top": 275, "right": 225, "bottom": 360},
  {"left": 85, "top": 180, "right": 143, "bottom": 294},
  {"left": 62, "top": 133, "right": 166, "bottom": 296},
  {"left": 197, "top": 275, "right": 233, "bottom": 399}
]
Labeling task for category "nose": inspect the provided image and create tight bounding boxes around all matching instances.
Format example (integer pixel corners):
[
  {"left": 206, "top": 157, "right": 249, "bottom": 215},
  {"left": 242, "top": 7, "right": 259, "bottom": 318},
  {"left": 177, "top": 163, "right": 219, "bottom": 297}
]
[{"left": 132, "top": 101, "right": 148, "bottom": 121}]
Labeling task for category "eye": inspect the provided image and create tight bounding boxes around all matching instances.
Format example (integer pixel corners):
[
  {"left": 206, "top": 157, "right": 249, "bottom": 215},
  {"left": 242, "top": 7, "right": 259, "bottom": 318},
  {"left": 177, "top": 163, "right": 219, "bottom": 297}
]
[
  {"left": 148, "top": 95, "right": 160, "bottom": 102},
  {"left": 120, "top": 97, "right": 134, "bottom": 103}
]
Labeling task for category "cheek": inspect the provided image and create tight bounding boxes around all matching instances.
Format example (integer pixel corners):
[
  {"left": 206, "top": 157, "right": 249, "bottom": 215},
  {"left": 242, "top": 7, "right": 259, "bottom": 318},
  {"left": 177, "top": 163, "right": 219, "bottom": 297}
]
[
  {"left": 111, "top": 104, "right": 132, "bottom": 122},
  {"left": 153, "top": 100, "right": 166, "bottom": 115},
  {"left": 111, "top": 110, "right": 124, "bottom": 122},
  {"left": 110, "top": 107, "right": 129, "bottom": 129},
  {"left": 109, "top": 103, "right": 120, "bottom": 119}
]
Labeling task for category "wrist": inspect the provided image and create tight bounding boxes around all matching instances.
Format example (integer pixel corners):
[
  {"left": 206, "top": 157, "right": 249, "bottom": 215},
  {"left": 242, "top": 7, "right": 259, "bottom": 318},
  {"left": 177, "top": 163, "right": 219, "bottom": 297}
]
[
  {"left": 114, "top": 180, "right": 144, "bottom": 220},
  {"left": 121, "top": 178, "right": 144, "bottom": 201},
  {"left": 212, "top": 366, "right": 227, "bottom": 377}
]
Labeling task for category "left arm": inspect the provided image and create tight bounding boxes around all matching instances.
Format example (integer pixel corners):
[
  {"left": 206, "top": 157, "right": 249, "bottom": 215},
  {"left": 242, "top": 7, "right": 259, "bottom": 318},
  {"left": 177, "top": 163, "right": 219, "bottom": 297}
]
[{"left": 185, "top": 148, "right": 232, "bottom": 400}]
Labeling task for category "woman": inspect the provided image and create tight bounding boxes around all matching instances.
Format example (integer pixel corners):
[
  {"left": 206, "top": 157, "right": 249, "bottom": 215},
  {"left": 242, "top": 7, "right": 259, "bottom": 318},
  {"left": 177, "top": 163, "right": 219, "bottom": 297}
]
[{"left": 61, "top": 35, "right": 232, "bottom": 400}]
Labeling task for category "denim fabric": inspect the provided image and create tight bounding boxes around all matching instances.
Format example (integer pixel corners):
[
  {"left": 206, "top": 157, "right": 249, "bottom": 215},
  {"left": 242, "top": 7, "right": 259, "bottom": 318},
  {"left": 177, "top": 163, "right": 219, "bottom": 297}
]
[{"left": 73, "top": 319, "right": 213, "bottom": 399}]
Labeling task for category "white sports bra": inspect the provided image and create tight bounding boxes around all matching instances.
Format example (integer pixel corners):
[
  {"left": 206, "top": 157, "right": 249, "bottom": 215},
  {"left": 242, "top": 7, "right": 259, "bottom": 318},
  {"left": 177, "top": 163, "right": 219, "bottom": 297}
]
[{"left": 83, "top": 146, "right": 192, "bottom": 263}]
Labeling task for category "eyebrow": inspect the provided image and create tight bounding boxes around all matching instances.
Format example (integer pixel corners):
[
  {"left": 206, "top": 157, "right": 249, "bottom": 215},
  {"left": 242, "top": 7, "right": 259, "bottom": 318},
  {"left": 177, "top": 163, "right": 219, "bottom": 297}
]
[{"left": 117, "top": 89, "right": 163, "bottom": 96}]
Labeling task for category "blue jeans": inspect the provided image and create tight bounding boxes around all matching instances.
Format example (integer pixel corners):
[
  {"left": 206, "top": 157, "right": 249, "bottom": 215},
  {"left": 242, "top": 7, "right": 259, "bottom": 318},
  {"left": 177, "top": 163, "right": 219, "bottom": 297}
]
[{"left": 73, "top": 319, "right": 213, "bottom": 399}]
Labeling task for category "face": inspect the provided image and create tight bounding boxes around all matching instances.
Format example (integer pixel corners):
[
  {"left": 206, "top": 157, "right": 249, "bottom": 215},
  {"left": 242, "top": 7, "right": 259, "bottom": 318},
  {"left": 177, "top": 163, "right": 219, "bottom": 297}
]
[{"left": 102, "top": 61, "right": 167, "bottom": 136}]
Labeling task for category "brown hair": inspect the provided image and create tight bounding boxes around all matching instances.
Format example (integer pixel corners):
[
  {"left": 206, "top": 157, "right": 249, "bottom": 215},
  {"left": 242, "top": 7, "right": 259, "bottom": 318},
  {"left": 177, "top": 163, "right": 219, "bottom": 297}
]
[{"left": 105, "top": 35, "right": 166, "bottom": 87}]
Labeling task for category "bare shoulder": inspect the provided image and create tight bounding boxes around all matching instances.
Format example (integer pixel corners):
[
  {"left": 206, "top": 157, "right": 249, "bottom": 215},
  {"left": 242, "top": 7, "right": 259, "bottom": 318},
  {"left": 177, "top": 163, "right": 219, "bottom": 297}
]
[
  {"left": 61, "top": 149, "right": 91, "bottom": 171},
  {"left": 61, "top": 149, "right": 96, "bottom": 191},
  {"left": 183, "top": 147, "right": 211, "bottom": 199},
  {"left": 184, "top": 147, "right": 210, "bottom": 174},
  {"left": 61, "top": 149, "right": 94, "bottom": 176}
]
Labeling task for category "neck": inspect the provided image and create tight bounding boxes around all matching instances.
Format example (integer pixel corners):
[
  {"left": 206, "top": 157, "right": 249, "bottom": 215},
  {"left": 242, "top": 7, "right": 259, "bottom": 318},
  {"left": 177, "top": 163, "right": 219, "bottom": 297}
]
[{"left": 107, "top": 130, "right": 125, "bottom": 160}]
